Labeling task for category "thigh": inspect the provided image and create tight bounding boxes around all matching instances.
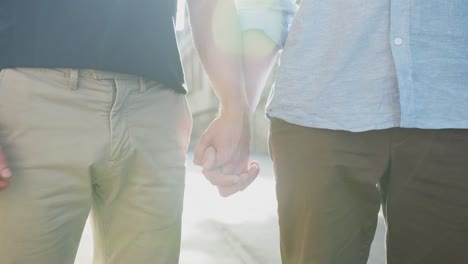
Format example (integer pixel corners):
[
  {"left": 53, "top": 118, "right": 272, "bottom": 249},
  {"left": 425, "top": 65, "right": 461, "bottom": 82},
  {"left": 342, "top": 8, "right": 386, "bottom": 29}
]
[
  {"left": 385, "top": 129, "right": 468, "bottom": 264},
  {"left": 269, "top": 118, "right": 389, "bottom": 264},
  {"left": 91, "top": 159, "right": 186, "bottom": 264},
  {"left": 0, "top": 69, "right": 101, "bottom": 263},
  {"left": 0, "top": 167, "right": 92, "bottom": 264},
  {"left": 91, "top": 84, "right": 192, "bottom": 264}
]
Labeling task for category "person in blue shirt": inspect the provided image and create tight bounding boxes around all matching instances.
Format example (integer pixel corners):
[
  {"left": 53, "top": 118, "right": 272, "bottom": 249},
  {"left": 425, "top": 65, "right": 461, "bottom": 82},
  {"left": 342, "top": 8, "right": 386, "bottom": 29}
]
[{"left": 194, "top": 0, "right": 468, "bottom": 263}]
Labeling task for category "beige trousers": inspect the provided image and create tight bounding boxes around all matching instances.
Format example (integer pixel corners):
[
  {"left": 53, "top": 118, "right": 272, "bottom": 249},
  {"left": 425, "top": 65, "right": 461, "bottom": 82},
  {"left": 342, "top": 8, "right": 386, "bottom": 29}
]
[{"left": 0, "top": 68, "right": 192, "bottom": 264}]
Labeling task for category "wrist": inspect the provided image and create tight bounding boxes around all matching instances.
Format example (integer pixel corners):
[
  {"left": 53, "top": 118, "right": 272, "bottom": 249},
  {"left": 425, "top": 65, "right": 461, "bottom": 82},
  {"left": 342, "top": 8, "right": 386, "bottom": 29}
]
[{"left": 219, "top": 100, "right": 251, "bottom": 120}]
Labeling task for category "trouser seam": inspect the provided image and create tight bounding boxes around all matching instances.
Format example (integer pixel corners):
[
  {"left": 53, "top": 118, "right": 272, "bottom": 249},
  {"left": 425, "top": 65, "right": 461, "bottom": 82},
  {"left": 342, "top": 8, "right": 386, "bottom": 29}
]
[
  {"left": 68, "top": 69, "right": 79, "bottom": 90},
  {"left": 108, "top": 79, "right": 118, "bottom": 161}
]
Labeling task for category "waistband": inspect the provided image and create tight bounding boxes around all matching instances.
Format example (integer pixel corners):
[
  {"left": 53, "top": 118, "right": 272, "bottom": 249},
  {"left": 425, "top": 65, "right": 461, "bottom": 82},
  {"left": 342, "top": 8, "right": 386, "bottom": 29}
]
[{"left": 16, "top": 68, "right": 148, "bottom": 92}]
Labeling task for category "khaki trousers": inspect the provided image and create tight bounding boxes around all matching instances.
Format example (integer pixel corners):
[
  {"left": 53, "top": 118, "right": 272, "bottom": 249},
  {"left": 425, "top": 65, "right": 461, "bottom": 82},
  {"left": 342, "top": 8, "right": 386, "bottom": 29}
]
[
  {"left": 269, "top": 118, "right": 468, "bottom": 264},
  {"left": 0, "top": 68, "right": 192, "bottom": 264}
]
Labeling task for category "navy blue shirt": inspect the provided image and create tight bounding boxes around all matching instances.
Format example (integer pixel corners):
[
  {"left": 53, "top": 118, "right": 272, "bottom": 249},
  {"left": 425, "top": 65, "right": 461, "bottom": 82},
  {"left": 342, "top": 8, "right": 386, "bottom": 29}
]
[{"left": 0, "top": 0, "right": 186, "bottom": 93}]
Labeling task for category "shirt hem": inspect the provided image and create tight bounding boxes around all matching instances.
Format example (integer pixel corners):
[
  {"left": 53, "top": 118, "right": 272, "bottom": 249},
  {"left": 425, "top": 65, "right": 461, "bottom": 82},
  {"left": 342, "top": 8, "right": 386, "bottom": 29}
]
[
  {"left": 267, "top": 112, "right": 468, "bottom": 132},
  {"left": 266, "top": 112, "right": 400, "bottom": 132}
]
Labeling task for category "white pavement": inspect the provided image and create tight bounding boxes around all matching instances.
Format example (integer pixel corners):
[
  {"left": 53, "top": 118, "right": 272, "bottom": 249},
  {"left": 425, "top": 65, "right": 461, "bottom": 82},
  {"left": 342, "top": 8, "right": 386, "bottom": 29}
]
[{"left": 76, "top": 154, "right": 386, "bottom": 264}]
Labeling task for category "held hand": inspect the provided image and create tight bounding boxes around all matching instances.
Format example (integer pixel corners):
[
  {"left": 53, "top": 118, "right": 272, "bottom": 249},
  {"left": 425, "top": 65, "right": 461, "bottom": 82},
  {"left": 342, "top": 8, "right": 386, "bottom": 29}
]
[
  {"left": 201, "top": 146, "right": 241, "bottom": 187},
  {"left": 201, "top": 146, "right": 260, "bottom": 197},
  {"left": 218, "top": 161, "right": 259, "bottom": 197},
  {"left": 193, "top": 107, "right": 259, "bottom": 197},
  {"left": 193, "top": 109, "right": 251, "bottom": 174},
  {"left": 0, "top": 146, "right": 12, "bottom": 190}
]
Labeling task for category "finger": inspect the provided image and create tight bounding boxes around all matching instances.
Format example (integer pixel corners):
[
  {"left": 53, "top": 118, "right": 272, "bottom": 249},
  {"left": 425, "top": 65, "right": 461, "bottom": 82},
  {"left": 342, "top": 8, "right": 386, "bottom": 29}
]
[
  {"left": 202, "top": 166, "right": 227, "bottom": 186},
  {"left": 203, "top": 170, "right": 240, "bottom": 187},
  {"left": 234, "top": 160, "right": 258, "bottom": 182},
  {"left": 202, "top": 146, "right": 216, "bottom": 170},
  {"left": 222, "top": 163, "right": 236, "bottom": 174},
  {"left": 203, "top": 169, "right": 240, "bottom": 187},
  {"left": 248, "top": 160, "right": 260, "bottom": 175},
  {"left": 232, "top": 151, "right": 250, "bottom": 175},
  {"left": 217, "top": 172, "right": 250, "bottom": 198},
  {"left": 217, "top": 185, "right": 240, "bottom": 198},
  {"left": 217, "top": 161, "right": 260, "bottom": 197},
  {"left": 193, "top": 141, "right": 209, "bottom": 166},
  {"left": 0, "top": 147, "right": 12, "bottom": 179},
  {"left": 0, "top": 180, "right": 10, "bottom": 190},
  {"left": 215, "top": 148, "right": 234, "bottom": 167},
  {"left": 221, "top": 152, "right": 248, "bottom": 175},
  {"left": 239, "top": 161, "right": 260, "bottom": 191}
]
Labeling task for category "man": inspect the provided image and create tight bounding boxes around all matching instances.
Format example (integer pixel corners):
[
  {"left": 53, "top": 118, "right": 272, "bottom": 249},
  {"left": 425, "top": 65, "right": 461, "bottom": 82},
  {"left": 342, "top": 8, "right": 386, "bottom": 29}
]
[
  {"left": 195, "top": 0, "right": 468, "bottom": 263},
  {"left": 0, "top": 0, "right": 250, "bottom": 263}
]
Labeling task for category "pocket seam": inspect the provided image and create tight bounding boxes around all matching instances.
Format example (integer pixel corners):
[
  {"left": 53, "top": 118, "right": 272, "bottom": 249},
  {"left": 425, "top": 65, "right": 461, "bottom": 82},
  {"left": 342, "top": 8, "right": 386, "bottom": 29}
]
[{"left": 0, "top": 69, "right": 6, "bottom": 87}]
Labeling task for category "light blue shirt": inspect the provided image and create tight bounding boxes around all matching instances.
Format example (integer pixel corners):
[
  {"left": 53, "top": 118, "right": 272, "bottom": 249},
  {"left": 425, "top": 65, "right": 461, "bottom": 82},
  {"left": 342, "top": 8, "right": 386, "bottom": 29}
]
[
  {"left": 238, "top": 0, "right": 468, "bottom": 132},
  {"left": 236, "top": 0, "right": 296, "bottom": 46}
]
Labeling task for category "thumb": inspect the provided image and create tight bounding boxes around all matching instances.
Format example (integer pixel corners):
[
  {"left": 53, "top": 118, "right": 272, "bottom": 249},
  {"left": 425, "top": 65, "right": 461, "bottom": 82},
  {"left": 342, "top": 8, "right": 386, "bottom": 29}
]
[
  {"left": 0, "top": 147, "right": 12, "bottom": 179},
  {"left": 248, "top": 160, "right": 260, "bottom": 177},
  {"left": 238, "top": 161, "right": 260, "bottom": 192},
  {"left": 202, "top": 146, "right": 216, "bottom": 170},
  {"left": 193, "top": 134, "right": 210, "bottom": 166}
]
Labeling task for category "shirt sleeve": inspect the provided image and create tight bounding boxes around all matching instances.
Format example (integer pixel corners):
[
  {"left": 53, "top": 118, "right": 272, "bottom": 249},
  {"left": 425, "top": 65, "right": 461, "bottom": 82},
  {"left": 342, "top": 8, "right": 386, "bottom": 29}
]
[{"left": 235, "top": 0, "right": 297, "bottom": 47}]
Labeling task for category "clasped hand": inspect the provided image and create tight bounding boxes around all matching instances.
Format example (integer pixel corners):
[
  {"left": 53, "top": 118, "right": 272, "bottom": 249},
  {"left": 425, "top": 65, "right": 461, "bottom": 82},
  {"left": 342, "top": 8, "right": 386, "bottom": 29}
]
[{"left": 193, "top": 111, "right": 259, "bottom": 197}]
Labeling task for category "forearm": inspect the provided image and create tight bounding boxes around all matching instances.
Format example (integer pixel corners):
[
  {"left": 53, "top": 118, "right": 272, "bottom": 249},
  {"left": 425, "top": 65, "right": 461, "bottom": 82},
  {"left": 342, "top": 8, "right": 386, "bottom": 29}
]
[
  {"left": 187, "top": 0, "right": 248, "bottom": 115},
  {"left": 236, "top": 0, "right": 296, "bottom": 114},
  {"left": 242, "top": 30, "right": 280, "bottom": 115}
]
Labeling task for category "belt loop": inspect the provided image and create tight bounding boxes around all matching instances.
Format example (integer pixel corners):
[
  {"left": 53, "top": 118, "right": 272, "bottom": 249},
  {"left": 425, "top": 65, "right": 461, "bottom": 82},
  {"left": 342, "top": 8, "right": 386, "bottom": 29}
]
[
  {"left": 69, "top": 69, "right": 79, "bottom": 90},
  {"left": 91, "top": 70, "right": 98, "bottom": 80},
  {"left": 139, "top": 76, "right": 147, "bottom": 93}
]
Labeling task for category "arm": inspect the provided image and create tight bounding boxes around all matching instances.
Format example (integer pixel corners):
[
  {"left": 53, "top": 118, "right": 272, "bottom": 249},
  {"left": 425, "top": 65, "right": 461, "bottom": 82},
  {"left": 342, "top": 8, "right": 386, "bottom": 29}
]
[
  {"left": 188, "top": 0, "right": 295, "bottom": 196},
  {"left": 194, "top": 30, "right": 279, "bottom": 197},
  {"left": 243, "top": 31, "right": 280, "bottom": 114},
  {"left": 239, "top": 0, "right": 297, "bottom": 112},
  {"left": 188, "top": 0, "right": 254, "bottom": 187},
  {"left": 205, "top": 31, "right": 279, "bottom": 197},
  {"left": 188, "top": 0, "right": 248, "bottom": 115},
  {"left": 209, "top": 0, "right": 296, "bottom": 197}
]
